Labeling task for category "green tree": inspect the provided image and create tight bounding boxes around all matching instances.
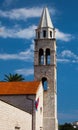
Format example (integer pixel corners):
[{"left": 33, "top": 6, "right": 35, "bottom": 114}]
[
  {"left": 59, "top": 123, "right": 78, "bottom": 130},
  {"left": 4, "top": 73, "right": 25, "bottom": 82}
]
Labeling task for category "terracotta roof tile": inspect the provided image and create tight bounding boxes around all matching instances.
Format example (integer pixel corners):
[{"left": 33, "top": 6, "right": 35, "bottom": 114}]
[{"left": 0, "top": 81, "right": 41, "bottom": 95}]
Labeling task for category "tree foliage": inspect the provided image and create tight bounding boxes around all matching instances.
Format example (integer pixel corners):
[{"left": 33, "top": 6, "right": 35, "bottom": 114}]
[
  {"left": 59, "top": 123, "right": 78, "bottom": 130},
  {"left": 4, "top": 73, "right": 25, "bottom": 82}
]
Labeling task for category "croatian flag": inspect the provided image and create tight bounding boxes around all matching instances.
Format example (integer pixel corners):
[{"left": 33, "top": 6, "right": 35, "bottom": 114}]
[{"left": 35, "top": 98, "right": 39, "bottom": 110}]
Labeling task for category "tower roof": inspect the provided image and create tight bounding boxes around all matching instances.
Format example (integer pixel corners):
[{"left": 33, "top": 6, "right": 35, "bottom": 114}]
[{"left": 38, "top": 7, "right": 54, "bottom": 28}]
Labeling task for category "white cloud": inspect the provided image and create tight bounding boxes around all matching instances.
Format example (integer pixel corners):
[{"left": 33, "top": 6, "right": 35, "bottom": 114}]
[
  {"left": 0, "top": 7, "right": 56, "bottom": 20},
  {"left": 57, "top": 50, "right": 78, "bottom": 63},
  {"left": 0, "top": 6, "right": 73, "bottom": 42},
  {"left": 0, "top": 25, "right": 36, "bottom": 39},
  {"left": 61, "top": 50, "right": 78, "bottom": 59},
  {"left": 57, "top": 58, "right": 70, "bottom": 63},
  {"left": 56, "top": 28, "right": 73, "bottom": 42},
  {"left": 0, "top": 43, "right": 34, "bottom": 61},
  {"left": 0, "top": 8, "right": 44, "bottom": 20},
  {"left": 16, "top": 26, "right": 36, "bottom": 39},
  {"left": 15, "top": 68, "right": 34, "bottom": 76},
  {"left": 0, "top": 24, "right": 74, "bottom": 42},
  {"left": 0, "top": 7, "right": 74, "bottom": 42}
]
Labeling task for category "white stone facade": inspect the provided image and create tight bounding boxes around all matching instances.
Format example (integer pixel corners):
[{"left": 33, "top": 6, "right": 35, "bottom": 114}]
[{"left": 0, "top": 100, "right": 32, "bottom": 130}]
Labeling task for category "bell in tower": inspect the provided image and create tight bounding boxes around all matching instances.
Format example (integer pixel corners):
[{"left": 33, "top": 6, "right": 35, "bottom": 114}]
[{"left": 34, "top": 7, "right": 58, "bottom": 130}]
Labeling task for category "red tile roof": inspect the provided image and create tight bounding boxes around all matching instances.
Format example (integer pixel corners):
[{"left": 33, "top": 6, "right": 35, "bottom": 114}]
[{"left": 0, "top": 81, "right": 41, "bottom": 95}]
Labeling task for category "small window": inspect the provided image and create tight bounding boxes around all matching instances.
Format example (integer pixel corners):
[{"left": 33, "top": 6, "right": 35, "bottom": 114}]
[
  {"left": 46, "top": 49, "right": 50, "bottom": 65},
  {"left": 40, "top": 55, "right": 44, "bottom": 64},
  {"left": 39, "top": 49, "right": 44, "bottom": 65},
  {"left": 15, "top": 126, "right": 20, "bottom": 130},
  {"left": 43, "top": 30, "right": 46, "bottom": 38},
  {"left": 38, "top": 31, "right": 40, "bottom": 39},
  {"left": 50, "top": 31, "right": 52, "bottom": 37},
  {"left": 42, "top": 77, "right": 48, "bottom": 91}
]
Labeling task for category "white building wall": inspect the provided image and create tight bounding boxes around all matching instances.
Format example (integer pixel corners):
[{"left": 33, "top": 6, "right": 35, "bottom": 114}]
[
  {"left": 0, "top": 100, "right": 32, "bottom": 130},
  {"left": 35, "top": 82, "right": 43, "bottom": 130}
]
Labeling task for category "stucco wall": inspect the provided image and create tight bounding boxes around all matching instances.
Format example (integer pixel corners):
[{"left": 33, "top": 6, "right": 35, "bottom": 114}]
[
  {"left": 0, "top": 100, "right": 32, "bottom": 130},
  {"left": 35, "top": 83, "right": 43, "bottom": 130}
]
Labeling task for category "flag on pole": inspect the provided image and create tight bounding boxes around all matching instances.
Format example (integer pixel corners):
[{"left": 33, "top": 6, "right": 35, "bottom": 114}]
[{"left": 35, "top": 97, "right": 39, "bottom": 110}]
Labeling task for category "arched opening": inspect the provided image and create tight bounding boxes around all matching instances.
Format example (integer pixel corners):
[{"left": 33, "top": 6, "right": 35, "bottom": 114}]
[
  {"left": 46, "top": 49, "right": 50, "bottom": 65},
  {"left": 42, "top": 77, "right": 48, "bottom": 91},
  {"left": 39, "top": 49, "right": 44, "bottom": 65}
]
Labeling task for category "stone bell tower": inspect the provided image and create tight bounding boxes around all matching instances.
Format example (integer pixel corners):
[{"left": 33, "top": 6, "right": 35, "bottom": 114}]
[{"left": 34, "top": 7, "right": 58, "bottom": 130}]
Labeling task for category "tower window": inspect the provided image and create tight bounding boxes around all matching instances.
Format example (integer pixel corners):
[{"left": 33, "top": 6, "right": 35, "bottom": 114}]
[
  {"left": 39, "top": 49, "right": 44, "bottom": 65},
  {"left": 43, "top": 30, "right": 46, "bottom": 38},
  {"left": 38, "top": 31, "right": 40, "bottom": 39},
  {"left": 50, "top": 31, "right": 52, "bottom": 38},
  {"left": 42, "top": 77, "right": 48, "bottom": 91},
  {"left": 46, "top": 49, "right": 50, "bottom": 65}
]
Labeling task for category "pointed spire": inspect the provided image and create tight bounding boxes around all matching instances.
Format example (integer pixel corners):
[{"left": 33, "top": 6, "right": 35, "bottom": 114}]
[
  {"left": 36, "top": 7, "right": 55, "bottom": 39},
  {"left": 38, "top": 7, "right": 54, "bottom": 29}
]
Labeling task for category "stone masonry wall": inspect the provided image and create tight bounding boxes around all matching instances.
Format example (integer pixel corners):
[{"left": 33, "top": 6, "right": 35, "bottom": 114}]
[{"left": 34, "top": 38, "right": 58, "bottom": 130}]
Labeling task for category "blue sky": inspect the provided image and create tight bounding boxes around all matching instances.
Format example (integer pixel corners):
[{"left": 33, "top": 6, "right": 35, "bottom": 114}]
[{"left": 0, "top": 0, "right": 78, "bottom": 124}]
